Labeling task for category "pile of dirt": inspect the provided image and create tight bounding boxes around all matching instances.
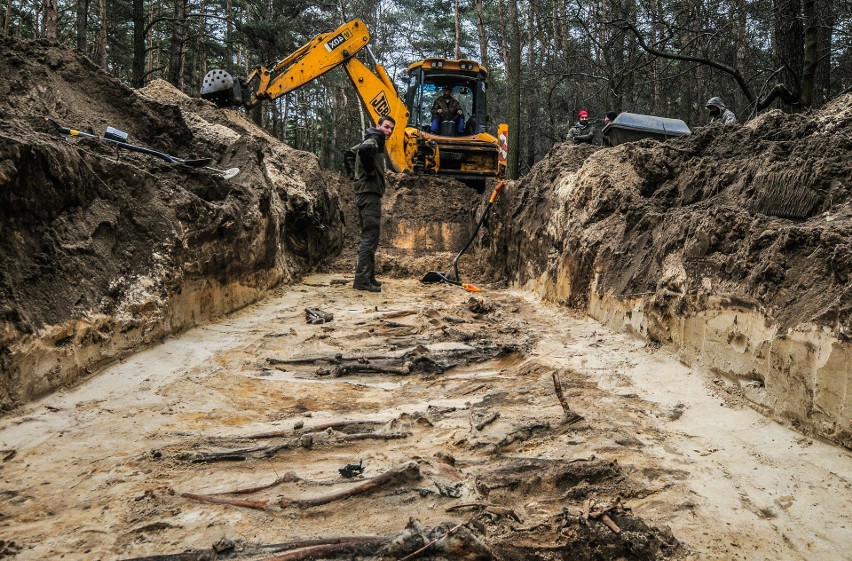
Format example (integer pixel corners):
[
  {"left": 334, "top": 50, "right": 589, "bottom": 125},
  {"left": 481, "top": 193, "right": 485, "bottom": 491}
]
[
  {"left": 0, "top": 37, "right": 350, "bottom": 408},
  {"left": 490, "top": 104, "right": 851, "bottom": 330},
  {"left": 485, "top": 99, "right": 851, "bottom": 446},
  {"left": 329, "top": 168, "right": 497, "bottom": 286}
]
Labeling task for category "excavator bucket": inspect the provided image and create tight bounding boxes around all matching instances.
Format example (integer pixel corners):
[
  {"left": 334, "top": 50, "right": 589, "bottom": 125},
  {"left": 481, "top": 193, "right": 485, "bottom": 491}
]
[{"left": 200, "top": 70, "right": 244, "bottom": 108}]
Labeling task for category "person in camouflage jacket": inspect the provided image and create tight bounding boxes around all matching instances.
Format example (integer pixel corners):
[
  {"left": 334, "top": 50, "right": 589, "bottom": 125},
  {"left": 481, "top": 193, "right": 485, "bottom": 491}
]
[{"left": 706, "top": 97, "right": 737, "bottom": 125}]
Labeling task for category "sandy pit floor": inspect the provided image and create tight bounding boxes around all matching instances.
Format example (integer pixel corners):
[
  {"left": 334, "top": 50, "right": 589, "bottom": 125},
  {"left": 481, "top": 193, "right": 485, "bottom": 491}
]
[{"left": 1, "top": 274, "right": 850, "bottom": 560}]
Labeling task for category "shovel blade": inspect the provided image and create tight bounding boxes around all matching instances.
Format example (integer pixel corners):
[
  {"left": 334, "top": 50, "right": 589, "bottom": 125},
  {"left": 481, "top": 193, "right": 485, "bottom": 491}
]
[
  {"left": 421, "top": 271, "right": 448, "bottom": 284},
  {"left": 219, "top": 167, "right": 241, "bottom": 180}
]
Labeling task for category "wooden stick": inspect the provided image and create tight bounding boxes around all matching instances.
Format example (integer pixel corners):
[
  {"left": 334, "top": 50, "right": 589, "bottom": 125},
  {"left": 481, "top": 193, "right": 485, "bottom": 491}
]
[
  {"left": 280, "top": 462, "right": 421, "bottom": 508},
  {"left": 381, "top": 310, "right": 417, "bottom": 319},
  {"left": 258, "top": 538, "right": 389, "bottom": 561},
  {"left": 214, "top": 472, "right": 301, "bottom": 495},
  {"left": 247, "top": 419, "right": 386, "bottom": 439},
  {"left": 268, "top": 353, "right": 399, "bottom": 365},
  {"left": 178, "top": 447, "right": 266, "bottom": 462},
  {"left": 446, "top": 503, "right": 519, "bottom": 522},
  {"left": 121, "top": 536, "right": 387, "bottom": 561},
  {"left": 334, "top": 432, "right": 411, "bottom": 442},
  {"left": 397, "top": 522, "right": 466, "bottom": 561},
  {"left": 332, "top": 363, "right": 410, "bottom": 376},
  {"left": 446, "top": 502, "right": 491, "bottom": 512},
  {"left": 551, "top": 371, "right": 583, "bottom": 424},
  {"left": 552, "top": 371, "right": 569, "bottom": 413},
  {"left": 180, "top": 492, "right": 268, "bottom": 510},
  {"left": 475, "top": 412, "right": 500, "bottom": 431},
  {"left": 255, "top": 536, "right": 388, "bottom": 554},
  {"left": 600, "top": 513, "right": 622, "bottom": 534}
]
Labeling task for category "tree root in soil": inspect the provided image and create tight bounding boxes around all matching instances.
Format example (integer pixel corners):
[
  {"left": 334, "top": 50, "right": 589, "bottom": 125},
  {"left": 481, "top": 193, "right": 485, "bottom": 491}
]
[
  {"left": 280, "top": 461, "right": 422, "bottom": 508},
  {"left": 173, "top": 428, "right": 411, "bottom": 463},
  {"left": 180, "top": 462, "right": 423, "bottom": 512},
  {"left": 268, "top": 343, "right": 516, "bottom": 378},
  {"left": 120, "top": 520, "right": 493, "bottom": 561}
]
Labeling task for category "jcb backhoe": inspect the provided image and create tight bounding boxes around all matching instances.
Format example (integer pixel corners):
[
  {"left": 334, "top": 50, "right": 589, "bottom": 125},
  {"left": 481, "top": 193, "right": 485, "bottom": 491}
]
[{"left": 200, "top": 18, "right": 507, "bottom": 189}]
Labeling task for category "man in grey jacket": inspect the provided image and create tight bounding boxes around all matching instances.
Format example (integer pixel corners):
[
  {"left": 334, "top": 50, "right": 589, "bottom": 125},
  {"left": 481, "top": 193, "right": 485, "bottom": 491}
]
[
  {"left": 706, "top": 97, "right": 737, "bottom": 124},
  {"left": 352, "top": 115, "right": 395, "bottom": 292}
]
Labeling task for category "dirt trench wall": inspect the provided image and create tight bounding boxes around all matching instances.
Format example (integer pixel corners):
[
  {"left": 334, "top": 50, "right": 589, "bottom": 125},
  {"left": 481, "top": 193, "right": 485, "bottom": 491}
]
[
  {"left": 484, "top": 98, "right": 852, "bottom": 448},
  {"left": 0, "top": 39, "right": 347, "bottom": 409}
]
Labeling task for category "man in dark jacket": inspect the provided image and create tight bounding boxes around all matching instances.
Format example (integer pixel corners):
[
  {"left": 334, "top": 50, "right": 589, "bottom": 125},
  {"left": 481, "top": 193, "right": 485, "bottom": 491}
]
[
  {"left": 353, "top": 115, "right": 396, "bottom": 292},
  {"left": 431, "top": 87, "right": 465, "bottom": 134}
]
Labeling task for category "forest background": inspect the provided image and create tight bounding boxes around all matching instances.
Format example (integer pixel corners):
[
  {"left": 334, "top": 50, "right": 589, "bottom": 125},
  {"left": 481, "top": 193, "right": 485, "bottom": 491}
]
[{"left": 3, "top": 0, "right": 851, "bottom": 177}]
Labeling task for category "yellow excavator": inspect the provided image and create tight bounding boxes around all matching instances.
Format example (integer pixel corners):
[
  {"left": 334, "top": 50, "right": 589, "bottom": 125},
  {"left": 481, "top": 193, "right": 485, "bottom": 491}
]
[{"left": 200, "top": 18, "right": 507, "bottom": 188}]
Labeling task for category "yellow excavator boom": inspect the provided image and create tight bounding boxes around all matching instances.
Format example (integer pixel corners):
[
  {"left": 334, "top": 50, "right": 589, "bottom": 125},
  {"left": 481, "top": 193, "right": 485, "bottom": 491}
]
[
  {"left": 260, "top": 19, "right": 371, "bottom": 101},
  {"left": 201, "top": 19, "right": 410, "bottom": 172},
  {"left": 200, "top": 18, "right": 504, "bottom": 183}
]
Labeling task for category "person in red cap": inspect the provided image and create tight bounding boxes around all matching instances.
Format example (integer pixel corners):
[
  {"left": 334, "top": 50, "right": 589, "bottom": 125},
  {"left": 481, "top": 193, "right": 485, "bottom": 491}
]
[{"left": 567, "top": 109, "right": 595, "bottom": 144}]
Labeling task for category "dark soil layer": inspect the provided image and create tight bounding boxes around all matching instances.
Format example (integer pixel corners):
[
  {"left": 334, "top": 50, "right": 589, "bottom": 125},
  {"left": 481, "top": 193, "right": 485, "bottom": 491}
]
[
  {"left": 487, "top": 99, "right": 852, "bottom": 334},
  {"left": 0, "top": 37, "right": 348, "bottom": 408}
]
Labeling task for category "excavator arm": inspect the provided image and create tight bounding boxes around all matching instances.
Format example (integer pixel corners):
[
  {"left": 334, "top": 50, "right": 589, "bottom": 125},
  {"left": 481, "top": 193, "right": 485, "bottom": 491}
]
[
  {"left": 340, "top": 57, "right": 409, "bottom": 172},
  {"left": 200, "top": 18, "right": 409, "bottom": 171}
]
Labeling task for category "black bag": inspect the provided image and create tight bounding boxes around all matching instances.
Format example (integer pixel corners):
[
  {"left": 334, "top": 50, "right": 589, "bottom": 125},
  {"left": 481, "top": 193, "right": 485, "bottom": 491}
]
[{"left": 343, "top": 144, "right": 359, "bottom": 180}]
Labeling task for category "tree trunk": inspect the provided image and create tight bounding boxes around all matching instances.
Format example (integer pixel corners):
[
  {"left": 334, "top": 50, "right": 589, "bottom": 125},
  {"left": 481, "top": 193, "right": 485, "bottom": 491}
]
[
  {"left": 812, "top": 0, "right": 833, "bottom": 106},
  {"left": 167, "top": 0, "right": 186, "bottom": 87},
  {"left": 3, "top": 0, "right": 11, "bottom": 35},
  {"left": 96, "top": 0, "right": 107, "bottom": 69},
  {"left": 34, "top": 0, "right": 41, "bottom": 36},
  {"left": 75, "top": 0, "right": 88, "bottom": 51},
  {"left": 799, "top": 0, "right": 821, "bottom": 107},
  {"left": 649, "top": 0, "right": 661, "bottom": 113},
  {"left": 44, "top": 0, "right": 57, "bottom": 39},
  {"left": 131, "top": 0, "right": 144, "bottom": 86},
  {"left": 497, "top": 0, "right": 510, "bottom": 71},
  {"left": 474, "top": 0, "right": 488, "bottom": 68},
  {"left": 524, "top": 1, "right": 536, "bottom": 172},
  {"left": 773, "top": 0, "right": 804, "bottom": 102},
  {"left": 147, "top": 2, "right": 157, "bottom": 80},
  {"left": 733, "top": 0, "right": 746, "bottom": 77},
  {"left": 192, "top": 0, "right": 207, "bottom": 89},
  {"left": 453, "top": 0, "right": 460, "bottom": 60},
  {"left": 506, "top": 0, "right": 521, "bottom": 180},
  {"left": 226, "top": 0, "right": 233, "bottom": 72}
]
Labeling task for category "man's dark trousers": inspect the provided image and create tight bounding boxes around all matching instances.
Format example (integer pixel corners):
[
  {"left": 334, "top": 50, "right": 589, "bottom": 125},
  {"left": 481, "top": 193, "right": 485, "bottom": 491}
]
[{"left": 355, "top": 192, "right": 381, "bottom": 287}]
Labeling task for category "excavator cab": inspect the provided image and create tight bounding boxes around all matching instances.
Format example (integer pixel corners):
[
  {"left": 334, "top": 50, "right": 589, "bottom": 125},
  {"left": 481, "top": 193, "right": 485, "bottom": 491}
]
[
  {"left": 404, "top": 58, "right": 502, "bottom": 188},
  {"left": 405, "top": 59, "right": 489, "bottom": 137}
]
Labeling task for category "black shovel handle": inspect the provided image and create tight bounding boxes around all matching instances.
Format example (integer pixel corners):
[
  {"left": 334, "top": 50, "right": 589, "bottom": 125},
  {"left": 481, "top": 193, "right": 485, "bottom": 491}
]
[
  {"left": 46, "top": 117, "right": 180, "bottom": 163},
  {"left": 450, "top": 180, "right": 505, "bottom": 280}
]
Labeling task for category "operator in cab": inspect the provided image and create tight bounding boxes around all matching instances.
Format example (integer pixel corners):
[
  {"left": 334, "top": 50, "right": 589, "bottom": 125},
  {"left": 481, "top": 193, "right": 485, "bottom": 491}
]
[{"left": 431, "top": 86, "right": 465, "bottom": 135}]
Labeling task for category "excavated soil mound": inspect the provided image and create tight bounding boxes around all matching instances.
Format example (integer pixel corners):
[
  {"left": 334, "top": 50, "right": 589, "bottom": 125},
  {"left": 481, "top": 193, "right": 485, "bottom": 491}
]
[
  {"left": 0, "top": 37, "right": 350, "bottom": 408},
  {"left": 491, "top": 108, "right": 851, "bottom": 328},
  {"left": 486, "top": 99, "right": 851, "bottom": 446},
  {"left": 0, "top": 37, "right": 501, "bottom": 411}
]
